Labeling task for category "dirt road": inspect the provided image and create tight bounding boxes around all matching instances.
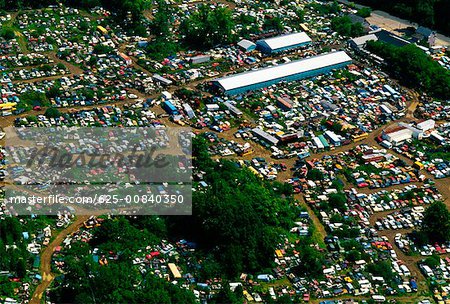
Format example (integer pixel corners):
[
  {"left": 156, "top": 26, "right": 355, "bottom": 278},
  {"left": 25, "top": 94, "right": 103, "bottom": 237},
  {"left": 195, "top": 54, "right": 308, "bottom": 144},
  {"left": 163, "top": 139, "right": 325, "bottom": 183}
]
[{"left": 29, "top": 215, "right": 89, "bottom": 304}]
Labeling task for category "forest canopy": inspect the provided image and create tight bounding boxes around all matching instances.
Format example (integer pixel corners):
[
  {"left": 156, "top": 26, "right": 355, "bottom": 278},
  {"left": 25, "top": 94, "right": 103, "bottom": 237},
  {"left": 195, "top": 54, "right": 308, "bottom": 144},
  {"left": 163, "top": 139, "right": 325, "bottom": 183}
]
[{"left": 366, "top": 41, "right": 450, "bottom": 99}]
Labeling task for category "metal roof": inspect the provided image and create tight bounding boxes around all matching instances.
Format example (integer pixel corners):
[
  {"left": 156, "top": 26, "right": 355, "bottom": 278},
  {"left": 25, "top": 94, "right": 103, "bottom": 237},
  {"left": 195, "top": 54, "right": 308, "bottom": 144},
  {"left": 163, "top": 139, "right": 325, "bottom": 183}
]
[
  {"left": 215, "top": 51, "right": 352, "bottom": 91},
  {"left": 257, "top": 32, "right": 312, "bottom": 51},
  {"left": 350, "top": 34, "right": 378, "bottom": 46},
  {"left": 238, "top": 39, "right": 256, "bottom": 50}
]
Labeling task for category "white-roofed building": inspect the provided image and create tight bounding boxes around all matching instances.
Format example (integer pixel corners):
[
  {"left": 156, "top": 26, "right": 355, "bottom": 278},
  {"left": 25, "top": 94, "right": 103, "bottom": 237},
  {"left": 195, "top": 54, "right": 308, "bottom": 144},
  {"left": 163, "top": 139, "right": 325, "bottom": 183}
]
[
  {"left": 252, "top": 128, "right": 279, "bottom": 146},
  {"left": 237, "top": 39, "right": 256, "bottom": 52},
  {"left": 417, "top": 119, "right": 435, "bottom": 132},
  {"left": 256, "top": 32, "right": 312, "bottom": 54},
  {"left": 383, "top": 128, "right": 413, "bottom": 146},
  {"left": 349, "top": 34, "right": 378, "bottom": 49},
  {"left": 214, "top": 51, "right": 352, "bottom": 95}
]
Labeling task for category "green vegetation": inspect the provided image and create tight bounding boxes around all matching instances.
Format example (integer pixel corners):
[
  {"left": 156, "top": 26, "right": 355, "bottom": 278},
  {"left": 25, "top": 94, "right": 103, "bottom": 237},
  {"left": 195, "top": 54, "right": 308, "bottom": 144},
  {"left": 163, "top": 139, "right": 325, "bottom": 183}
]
[
  {"left": 50, "top": 217, "right": 196, "bottom": 304},
  {"left": 93, "top": 44, "right": 114, "bottom": 54},
  {"left": 307, "top": 1, "right": 341, "bottom": 15},
  {"left": 356, "top": 7, "right": 372, "bottom": 18},
  {"left": 150, "top": 0, "right": 171, "bottom": 37},
  {"left": 179, "top": 5, "right": 235, "bottom": 48},
  {"left": 169, "top": 138, "right": 299, "bottom": 278},
  {"left": 327, "top": 192, "right": 348, "bottom": 212},
  {"left": 44, "top": 107, "right": 61, "bottom": 118},
  {"left": 0, "top": 25, "right": 15, "bottom": 40},
  {"left": 307, "top": 168, "right": 324, "bottom": 180},
  {"left": 421, "top": 201, "right": 450, "bottom": 243},
  {"left": 331, "top": 16, "right": 365, "bottom": 37},
  {"left": 353, "top": 0, "right": 450, "bottom": 35},
  {"left": 367, "top": 260, "right": 395, "bottom": 282},
  {"left": 263, "top": 16, "right": 284, "bottom": 32},
  {"left": 0, "top": 217, "right": 30, "bottom": 286},
  {"left": 145, "top": 39, "right": 179, "bottom": 60},
  {"left": 17, "top": 91, "right": 50, "bottom": 111},
  {"left": 291, "top": 241, "right": 326, "bottom": 278},
  {"left": 366, "top": 41, "right": 450, "bottom": 99},
  {"left": 424, "top": 254, "right": 441, "bottom": 268}
]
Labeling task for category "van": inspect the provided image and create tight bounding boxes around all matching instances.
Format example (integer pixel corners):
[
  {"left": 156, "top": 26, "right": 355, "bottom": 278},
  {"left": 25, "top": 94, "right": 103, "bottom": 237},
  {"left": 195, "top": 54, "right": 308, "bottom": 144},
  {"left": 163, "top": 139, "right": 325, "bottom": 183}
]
[{"left": 372, "top": 295, "right": 386, "bottom": 302}]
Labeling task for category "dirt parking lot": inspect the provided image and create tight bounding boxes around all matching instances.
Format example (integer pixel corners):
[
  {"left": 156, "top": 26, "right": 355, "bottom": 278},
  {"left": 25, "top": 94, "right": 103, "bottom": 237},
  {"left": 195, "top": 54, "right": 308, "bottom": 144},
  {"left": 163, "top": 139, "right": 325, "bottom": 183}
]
[{"left": 367, "top": 10, "right": 450, "bottom": 47}]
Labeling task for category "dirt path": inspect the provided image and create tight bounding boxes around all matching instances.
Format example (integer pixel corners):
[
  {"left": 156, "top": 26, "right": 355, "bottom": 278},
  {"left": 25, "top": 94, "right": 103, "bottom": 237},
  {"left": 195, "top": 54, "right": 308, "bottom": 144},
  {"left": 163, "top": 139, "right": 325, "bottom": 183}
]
[{"left": 29, "top": 215, "right": 89, "bottom": 304}]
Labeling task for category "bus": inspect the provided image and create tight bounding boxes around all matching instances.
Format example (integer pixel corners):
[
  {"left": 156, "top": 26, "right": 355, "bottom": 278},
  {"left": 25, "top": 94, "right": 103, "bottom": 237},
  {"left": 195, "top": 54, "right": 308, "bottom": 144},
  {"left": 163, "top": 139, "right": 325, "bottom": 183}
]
[
  {"left": 414, "top": 161, "right": 424, "bottom": 170},
  {"left": 352, "top": 132, "right": 369, "bottom": 142},
  {"left": 97, "top": 25, "right": 108, "bottom": 35},
  {"left": 168, "top": 263, "right": 181, "bottom": 279}
]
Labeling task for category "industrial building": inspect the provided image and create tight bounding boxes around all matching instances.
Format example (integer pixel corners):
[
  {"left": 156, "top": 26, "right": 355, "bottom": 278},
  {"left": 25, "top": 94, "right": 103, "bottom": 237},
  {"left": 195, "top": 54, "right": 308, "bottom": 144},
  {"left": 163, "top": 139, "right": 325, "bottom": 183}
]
[
  {"left": 162, "top": 100, "right": 178, "bottom": 115},
  {"left": 349, "top": 34, "right": 378, "bottom": 50},
  {"left": 223, "top": 101, "right": 243, "bottom": 116},
  {"left": 153, "top": 74, "right": 173, "bottom": 86},
  {"left": 183, "top": 103, "right": 196, "bottom": 119},
  {"left": 251, "top": 128, "right": 279, "bottom": 146},
  {"left": 382, "top": 127, "right": 413, "bottom": 146},
  {"left": 214, "top": 51, "right": 352, "bottom": 95},
  {"left": 324, "top": 130, "right": 342, "bottom": 146},
  {"left": 237, "top": 39, "right": 256, "bottom": 52},
  {"left": 256, "top": 32, "right": 312, "bottom": 54}
]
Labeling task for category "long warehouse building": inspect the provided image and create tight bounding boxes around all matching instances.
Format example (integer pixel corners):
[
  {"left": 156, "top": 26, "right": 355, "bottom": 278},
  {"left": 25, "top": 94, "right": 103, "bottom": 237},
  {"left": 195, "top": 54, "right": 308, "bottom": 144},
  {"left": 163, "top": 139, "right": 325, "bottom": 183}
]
[
  {"left": 214, "top": 51, "right": 352, "bottom": 95},
  {"left": 256, "top": 32, "right": 312, "bottom": 54}
]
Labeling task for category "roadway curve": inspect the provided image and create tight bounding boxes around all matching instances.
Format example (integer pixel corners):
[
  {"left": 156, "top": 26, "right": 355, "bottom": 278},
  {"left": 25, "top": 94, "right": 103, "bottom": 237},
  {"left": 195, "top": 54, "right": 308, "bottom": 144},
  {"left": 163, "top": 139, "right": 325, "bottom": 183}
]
[{"left": 29, "top": 215, "right": 89, "bottom": 304}]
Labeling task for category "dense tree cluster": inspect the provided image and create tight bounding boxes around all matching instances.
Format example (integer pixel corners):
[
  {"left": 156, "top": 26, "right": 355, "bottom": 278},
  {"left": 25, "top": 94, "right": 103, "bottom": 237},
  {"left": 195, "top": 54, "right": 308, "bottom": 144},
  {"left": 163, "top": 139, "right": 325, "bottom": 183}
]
[
  {"left": 331, "top": 16, "right": 365, "bottom": 37},
  {"left": 0, "top": 217, "right": 29, "bottom": 280},
  {"left": 179, "top": 5, "right": 235, "bottom": 48},
  {"left": 291, "top": 241, "right": 326, "bottom": 278},
  {"left": 367, "top": 41, "right": 450, "bottom": 99},
  {"left": 354, "top": 0, "right": 450, "bottom": 35},
  {"left": 421, "top": 201, "right": 450, "bottom": 243},
  {"left": 367, "top": 261, "right": 395, "bottom": 282},
  {"left": 51, "top": 217, "right": 196, "bottom": 304},
  {"left": 168, "top": 138, "right": 298, "bottom": 278}
]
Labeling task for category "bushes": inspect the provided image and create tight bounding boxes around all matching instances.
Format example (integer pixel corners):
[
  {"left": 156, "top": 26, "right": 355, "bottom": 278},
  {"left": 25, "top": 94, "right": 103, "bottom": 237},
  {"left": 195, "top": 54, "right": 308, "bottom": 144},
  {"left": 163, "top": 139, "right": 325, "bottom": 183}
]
[
  {"left": 367, "top": 260, "right": 395, "bottom": 282},
  {"left": 179, "top": 5, "right": 235, "bottom": 48},
  {"left": 331, "top": 16, "right": 365, "bottom": 37},
  {"left": 356, "top": 7, "right": 372, "bottom": 17},
  {"left": 0, "top": 25, "right": 15, "bottom": 40},
  {"left": 421, "top": 201, "right": 450, "bottom": 243}
]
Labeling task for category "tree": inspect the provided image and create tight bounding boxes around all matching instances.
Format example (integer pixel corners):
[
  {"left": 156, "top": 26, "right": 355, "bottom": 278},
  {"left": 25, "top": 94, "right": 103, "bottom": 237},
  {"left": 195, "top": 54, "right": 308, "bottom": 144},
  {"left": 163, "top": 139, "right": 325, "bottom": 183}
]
[
  {"left": 307, "top": 168, "right": 324, "bottom": 180},
  {"left": 328, "top": 192, "right": 347, "bottom": 211},
  {"left": 168, "top": 138, "right": 298, "bottom": 278},
  {"left": 292, "top": 244, "right": 325, "bottom": 278},
  {"left": 150, "top": 0, "right": 171, "bottom": 37},
  {"left": 0, "top": 25, "right": 15, "bottom": 40},
  {"left": 44, "top": 107, "right": 61, "bottom": 118},
  {"left": 356, "top": 7, "right": 372, "bottom": 17},
  {"left": 16, "top": 258, "right": 27, "bottom": 278},
  {"left": 331, "top": 16, "right": 365, "bottom": 37},
  {"left": 424, "top": 254, "right": 440, "bottom": 268},
  {"left": 93, "top": 44, "right": 113, "bottom": 54},
  {"left": 367, "top": 260, "right": 395, "bottom": 282},
  {"left": 421, "top": 201, "right": 450, "bottom": 243},
  {"left": 179, "top": 5, "right": 235, "bottom": 48},
  {"left": 263, "top": 16, "right": 284, "bottom": 32},
  {"left": 366, "top": 41, "right": 450, "bottom": 99}
]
